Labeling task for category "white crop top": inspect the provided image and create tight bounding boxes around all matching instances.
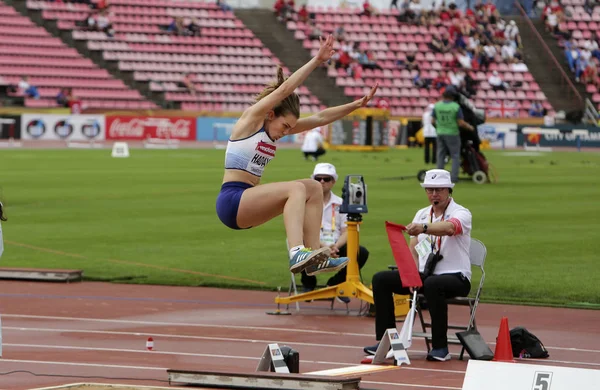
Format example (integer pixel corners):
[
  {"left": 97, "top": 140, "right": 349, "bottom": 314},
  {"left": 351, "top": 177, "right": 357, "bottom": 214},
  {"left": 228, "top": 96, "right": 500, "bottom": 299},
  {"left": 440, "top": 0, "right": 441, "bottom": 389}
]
[{"left": 224, "top": 128, "right": 277, "bottom": 177}]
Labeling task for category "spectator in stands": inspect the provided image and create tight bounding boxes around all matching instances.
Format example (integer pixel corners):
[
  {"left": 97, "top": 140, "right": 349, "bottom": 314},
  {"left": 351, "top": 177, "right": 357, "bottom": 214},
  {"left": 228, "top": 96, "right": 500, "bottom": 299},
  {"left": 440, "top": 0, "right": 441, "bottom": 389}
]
[
  {"left": 179, "top": 73, "right": 197, "bottom": 95},
  {"left": 334, "top": 26, "right": 346, "bottom": 42},
  {"left": 56, "top": 88, "right": 70, "bottom": 107},
  {"left": 216, "top": 0, "right": 233, "bottom": 12},
  {"left": 18, "top": 76, "right": 39, "bottom": 100},
  {"left": 403, "top": 51, "right": 419, "bottom": 71},
  {"left": 564, "top": 41, "right": 579, "bottom": 73},
  {"left": 433, "top": 71, "right": 450, "bottom": 90},
  {"left": 391, "top": 0, "right": 400, "bottom": 10},
  {"left": 582, "top": 61, "right": 600, "bottom": 88},
  {"left": 274, "top": 0, "right": 286, "bottom": 17},
  {"left": 95, "top": 9, "right": 113, "bottom": 37},
  {"left": 215, "top": 35, "right": 378, "bottom": 276},
  {"left": 413, "top": 71, "right": 432, "bottom": 88},
  {"left": 504, "top": 20, "right": 521, "bottom": 48},
  {"left": 297, "top": 4, "right": 309, "bottom": 23},
  {"left": 501, "top": 40, "right": 517, "bottom": 63},
  {"left": 307, "top": 20, "right": 322, "bottom": 40},
  {"left": 358, "top": 50, "right": 383, "bottom": 70},
  {"left": 429, "top": 35, "right": 451, "bottom": 53},
  {"left": 488, "top": 70, "right": 507, "bottom": 91},
  {"left": 67, "top": 91, "right": 83, "bottom": 114},
  {"left": 360, "top": 0, "right": 374, "bottom": 16},
  {"left": 529, "top": 101, "right": 546, "bottom": 117},
  {"left": 545, "top": 11, "right": 559, "bottom": 34},
  {"left": 456, "top": 48, "right": 472, "bottom": 69},
  {"left": 187, "top": 18, "right": 202, "bottom": 37}
]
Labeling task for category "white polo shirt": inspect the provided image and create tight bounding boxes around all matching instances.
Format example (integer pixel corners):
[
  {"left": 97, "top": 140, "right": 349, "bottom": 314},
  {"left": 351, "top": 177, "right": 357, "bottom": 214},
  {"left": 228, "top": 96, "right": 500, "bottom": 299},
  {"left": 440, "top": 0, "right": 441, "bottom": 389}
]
[
  {"left": 320, "top": 193, "right": 348, "bottom": 246},
  {"left": 411, "top": 199, "right": 472, "bottom": 280}
]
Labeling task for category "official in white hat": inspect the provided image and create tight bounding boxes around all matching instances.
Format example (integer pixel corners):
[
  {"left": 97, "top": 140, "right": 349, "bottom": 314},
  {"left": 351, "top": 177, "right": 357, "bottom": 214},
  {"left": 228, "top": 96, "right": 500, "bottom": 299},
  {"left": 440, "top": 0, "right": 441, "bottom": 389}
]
[{"left": 364, "top": 169, "right": 472, "bottom": 362}]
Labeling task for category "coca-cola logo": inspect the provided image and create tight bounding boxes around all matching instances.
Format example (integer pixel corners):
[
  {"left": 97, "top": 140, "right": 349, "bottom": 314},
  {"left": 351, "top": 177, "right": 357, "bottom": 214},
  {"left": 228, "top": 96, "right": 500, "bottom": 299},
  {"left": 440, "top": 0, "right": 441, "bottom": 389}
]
[
  {"left": 108, "top": 117, "right": 192, "bottom": 139},
  {"left": 108, "top": 118, "right": 145, "bottom": 138}
]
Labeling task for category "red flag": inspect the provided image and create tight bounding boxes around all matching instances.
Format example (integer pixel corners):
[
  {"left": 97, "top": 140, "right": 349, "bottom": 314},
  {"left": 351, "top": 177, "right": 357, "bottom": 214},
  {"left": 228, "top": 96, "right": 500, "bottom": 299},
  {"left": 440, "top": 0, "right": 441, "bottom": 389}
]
[{"left": 385, "top": 221, "right": 423, "bottom": 288}]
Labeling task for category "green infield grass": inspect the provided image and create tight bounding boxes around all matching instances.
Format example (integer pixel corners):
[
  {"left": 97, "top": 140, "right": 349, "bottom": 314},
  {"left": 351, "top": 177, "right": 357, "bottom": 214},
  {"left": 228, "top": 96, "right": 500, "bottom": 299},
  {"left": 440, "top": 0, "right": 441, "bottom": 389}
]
[{"left": 0, "top": 147, "right": 598, "bottom": 308}]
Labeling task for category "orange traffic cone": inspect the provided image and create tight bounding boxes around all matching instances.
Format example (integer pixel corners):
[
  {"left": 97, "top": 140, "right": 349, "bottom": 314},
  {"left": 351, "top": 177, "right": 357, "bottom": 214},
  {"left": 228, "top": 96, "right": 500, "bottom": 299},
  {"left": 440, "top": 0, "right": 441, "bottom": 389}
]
[{"left": 493, "top": 317, "right": 515, "bottom": 362}]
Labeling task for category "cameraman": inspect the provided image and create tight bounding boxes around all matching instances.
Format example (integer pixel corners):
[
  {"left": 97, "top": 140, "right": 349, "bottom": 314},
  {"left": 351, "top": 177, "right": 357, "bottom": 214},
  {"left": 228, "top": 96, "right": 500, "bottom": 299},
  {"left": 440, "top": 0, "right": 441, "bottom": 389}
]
[
  {"left": 432, "top": 88, "right": 475, "bottom": 183},
  {"left": 364, "top": 169, "right": 471, "bottom": 361}
]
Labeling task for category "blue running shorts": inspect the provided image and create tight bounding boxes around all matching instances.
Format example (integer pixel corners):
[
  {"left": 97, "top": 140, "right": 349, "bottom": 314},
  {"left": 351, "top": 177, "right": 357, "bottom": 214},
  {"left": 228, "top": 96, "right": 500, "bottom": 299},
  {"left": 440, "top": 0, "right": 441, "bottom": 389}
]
[{"left": 216, "top": 182, "right": 253, "bottom": 230}]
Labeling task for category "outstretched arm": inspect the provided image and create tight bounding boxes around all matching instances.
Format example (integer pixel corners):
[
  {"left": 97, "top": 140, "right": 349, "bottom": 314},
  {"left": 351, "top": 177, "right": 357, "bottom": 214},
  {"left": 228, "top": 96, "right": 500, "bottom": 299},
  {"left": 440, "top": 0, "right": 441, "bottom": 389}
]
[
  {"left": 243, "top": 35, "right": 336, "bottom": 121},
  {"left": 289, "top": 83, "right": 379, "bottom": 134}
]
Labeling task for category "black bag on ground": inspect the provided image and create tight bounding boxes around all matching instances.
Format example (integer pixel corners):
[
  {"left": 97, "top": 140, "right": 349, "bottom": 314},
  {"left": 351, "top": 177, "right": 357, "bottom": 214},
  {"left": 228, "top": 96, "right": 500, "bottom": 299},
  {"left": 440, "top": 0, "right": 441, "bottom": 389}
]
[
  {"left": 510, "top": 327, "right": 549, "bottom": 358},
  {"left": 456, "top": 329, "right": 494, "bottom": 360}
]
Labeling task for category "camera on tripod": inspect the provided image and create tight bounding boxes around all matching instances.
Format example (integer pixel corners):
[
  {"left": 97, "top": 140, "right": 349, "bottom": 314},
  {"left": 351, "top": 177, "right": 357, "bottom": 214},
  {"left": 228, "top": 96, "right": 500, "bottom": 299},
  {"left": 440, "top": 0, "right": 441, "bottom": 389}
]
[{"left": 340, "top": 175, "right": 368, "bottom": 214}]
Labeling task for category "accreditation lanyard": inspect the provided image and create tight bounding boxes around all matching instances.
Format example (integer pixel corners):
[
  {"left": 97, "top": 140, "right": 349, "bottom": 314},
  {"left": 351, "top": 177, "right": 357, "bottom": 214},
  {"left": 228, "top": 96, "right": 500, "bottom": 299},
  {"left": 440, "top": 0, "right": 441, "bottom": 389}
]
[
  {"left": 321, "top": 203, "right": 337, "bottom": 234},
  {"left": 428, "top": 201, "right": 450, "bottom": 253}
]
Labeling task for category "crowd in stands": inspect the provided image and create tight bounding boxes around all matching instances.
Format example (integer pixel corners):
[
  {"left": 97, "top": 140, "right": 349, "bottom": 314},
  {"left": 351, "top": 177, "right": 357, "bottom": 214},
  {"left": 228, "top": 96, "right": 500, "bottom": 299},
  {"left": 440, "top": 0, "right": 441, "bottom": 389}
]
[
  {"left": 541, "top": 0, "right": 600, "bottom": 98},
  {"left": 277, "top": 0, "right": 543, "bottom": 117}
]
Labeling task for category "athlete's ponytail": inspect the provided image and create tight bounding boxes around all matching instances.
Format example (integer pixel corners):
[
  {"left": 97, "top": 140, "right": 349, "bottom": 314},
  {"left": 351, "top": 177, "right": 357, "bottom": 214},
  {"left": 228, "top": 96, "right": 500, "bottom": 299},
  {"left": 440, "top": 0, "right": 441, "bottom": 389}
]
[{"left": 255, "top": 66, "right": 300, "bottom": 118}]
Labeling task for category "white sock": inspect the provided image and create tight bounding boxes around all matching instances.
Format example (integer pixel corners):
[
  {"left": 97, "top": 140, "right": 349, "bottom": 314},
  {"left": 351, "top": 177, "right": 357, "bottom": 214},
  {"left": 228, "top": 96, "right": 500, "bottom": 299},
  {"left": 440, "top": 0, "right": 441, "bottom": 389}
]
[{"left": 289, "top": 245, "right": 305, "bottom": 259}]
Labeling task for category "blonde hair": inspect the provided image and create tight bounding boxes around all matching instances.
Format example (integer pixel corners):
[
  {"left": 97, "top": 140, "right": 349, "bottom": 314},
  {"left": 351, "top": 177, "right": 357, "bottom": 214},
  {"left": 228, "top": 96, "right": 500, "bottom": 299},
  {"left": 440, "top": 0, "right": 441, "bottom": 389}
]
[{"left": 255, "top": 66, "right": 300, "bottom": 118}]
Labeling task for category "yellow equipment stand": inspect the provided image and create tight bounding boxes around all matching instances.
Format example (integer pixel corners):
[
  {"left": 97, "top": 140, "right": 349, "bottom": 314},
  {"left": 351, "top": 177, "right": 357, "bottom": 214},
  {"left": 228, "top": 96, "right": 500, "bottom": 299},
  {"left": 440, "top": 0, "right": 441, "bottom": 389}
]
[{"left": 275, "top": 214, "right": 374, "bottom": 307}]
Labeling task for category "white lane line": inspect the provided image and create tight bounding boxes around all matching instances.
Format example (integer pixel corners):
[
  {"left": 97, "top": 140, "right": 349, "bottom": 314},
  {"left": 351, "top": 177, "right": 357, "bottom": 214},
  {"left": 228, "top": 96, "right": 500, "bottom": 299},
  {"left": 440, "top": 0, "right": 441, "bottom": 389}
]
[
  {"left": 2, "top": 343, "right": 467, "bottom": 375},
  {"left": 3, "top": 326, "right": 361, "bottom": 351},
  {"left": 5, "top": 314, "right": 600, "bottom": 355},
  {"left": 362, "top": 380, "right": 461, "bottom": 389},
  {"left": 0, "top": 358, "right": 166, "bottom": 371},
  {"left": 2, "top": 314, "right": 371, "bottom": 337}
]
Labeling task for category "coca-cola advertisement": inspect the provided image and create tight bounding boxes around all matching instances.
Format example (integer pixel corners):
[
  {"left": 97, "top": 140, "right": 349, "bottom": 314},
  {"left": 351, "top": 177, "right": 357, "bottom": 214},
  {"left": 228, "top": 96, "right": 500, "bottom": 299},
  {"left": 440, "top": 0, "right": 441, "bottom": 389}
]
[{"left": 105, "top": 116, "right": 197, "bottom": 141}]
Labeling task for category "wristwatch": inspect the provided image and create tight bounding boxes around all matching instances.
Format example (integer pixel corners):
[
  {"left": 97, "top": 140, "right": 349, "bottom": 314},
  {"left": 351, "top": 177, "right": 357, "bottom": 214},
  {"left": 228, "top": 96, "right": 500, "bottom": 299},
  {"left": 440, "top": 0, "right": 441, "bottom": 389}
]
[{"left": 423, "top": 224, "right": 428, "bottom": 233}]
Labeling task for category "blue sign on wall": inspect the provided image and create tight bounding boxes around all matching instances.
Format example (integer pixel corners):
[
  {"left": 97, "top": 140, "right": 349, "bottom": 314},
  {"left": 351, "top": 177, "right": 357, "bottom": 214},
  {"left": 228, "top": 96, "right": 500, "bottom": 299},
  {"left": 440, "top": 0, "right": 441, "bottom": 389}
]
[{"left": 196, "top": 117, "right": 294, "bottom": 143}]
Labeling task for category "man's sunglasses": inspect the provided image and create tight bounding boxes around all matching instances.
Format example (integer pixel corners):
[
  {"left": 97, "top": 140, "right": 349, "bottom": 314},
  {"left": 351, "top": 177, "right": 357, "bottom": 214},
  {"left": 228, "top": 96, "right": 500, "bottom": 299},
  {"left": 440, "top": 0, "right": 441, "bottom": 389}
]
[{"left": 314, "top": 176, "right": 333, "bottom": 182}]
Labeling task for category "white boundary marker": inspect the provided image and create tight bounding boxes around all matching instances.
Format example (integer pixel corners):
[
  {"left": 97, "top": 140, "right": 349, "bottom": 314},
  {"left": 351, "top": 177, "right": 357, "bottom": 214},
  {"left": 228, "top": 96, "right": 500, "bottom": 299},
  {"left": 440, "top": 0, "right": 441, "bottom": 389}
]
[{"left": 307, "top": 364, "right": 398, "bottom": 376}]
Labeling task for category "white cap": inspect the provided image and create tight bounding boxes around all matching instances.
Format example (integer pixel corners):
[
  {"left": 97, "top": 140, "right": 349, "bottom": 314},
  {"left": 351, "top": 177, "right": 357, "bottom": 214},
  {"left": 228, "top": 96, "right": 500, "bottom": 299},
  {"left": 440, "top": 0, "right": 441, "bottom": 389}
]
[
  {"left": 420, "top": 169, "right": 455, "bottom": 188},
  {"left": 311, "top": 163, "right": 338, "bottom": 181}
]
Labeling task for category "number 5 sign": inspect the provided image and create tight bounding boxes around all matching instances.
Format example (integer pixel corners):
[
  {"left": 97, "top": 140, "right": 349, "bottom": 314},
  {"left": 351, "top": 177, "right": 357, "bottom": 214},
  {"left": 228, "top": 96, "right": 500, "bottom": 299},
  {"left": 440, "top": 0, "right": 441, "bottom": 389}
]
[
  {"left": 532, "top": 372, "right": 553, "bottom": 390},
  {"left": 463, "top": 361, "right": 599, "bottom": 390}
]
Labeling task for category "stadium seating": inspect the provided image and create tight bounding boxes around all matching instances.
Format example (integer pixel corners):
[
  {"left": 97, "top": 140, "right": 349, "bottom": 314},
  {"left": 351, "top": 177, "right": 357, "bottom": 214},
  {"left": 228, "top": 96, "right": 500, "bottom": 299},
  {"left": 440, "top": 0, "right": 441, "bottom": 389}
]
[
  {"left": 0, "top": 1, "right": 157, "bottom": 110},
  {"left": 285, "top": 6, "right": 554, "bottom": 118},
  {"left": 542, "top": 1, "right": 600, "bottom": 110},
  {"left": 28, "top": 0, "right": 325, "bottom": 113}
]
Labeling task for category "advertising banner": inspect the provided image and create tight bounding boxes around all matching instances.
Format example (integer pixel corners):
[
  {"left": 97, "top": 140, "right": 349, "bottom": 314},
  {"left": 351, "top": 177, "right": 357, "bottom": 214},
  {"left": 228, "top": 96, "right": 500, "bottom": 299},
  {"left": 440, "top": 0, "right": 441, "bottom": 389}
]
[
  {"left": 0, "top": 115, "right": 21, "bottom": 139},
  {"left": 196, "top": 117, "right": 294, "bottom": 143},
  {"left": 21, "top": 114, "right": 105, "bottom": 141},
  {"left": 516, "top": 125, "right": 600, "bottom": 148},
  {"left": 477, "top": 122, "right": 518, "bottom": 149},
  {"left": 105, "top": 116, "right": 196, "bottom": 141}
]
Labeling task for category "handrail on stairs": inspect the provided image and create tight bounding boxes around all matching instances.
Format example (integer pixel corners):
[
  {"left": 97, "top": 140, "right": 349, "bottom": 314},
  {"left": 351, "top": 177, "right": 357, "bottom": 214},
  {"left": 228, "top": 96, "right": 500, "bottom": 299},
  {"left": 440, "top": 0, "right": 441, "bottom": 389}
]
[{"left": 514, "top": 1, "right": 584, "bottom": 108}]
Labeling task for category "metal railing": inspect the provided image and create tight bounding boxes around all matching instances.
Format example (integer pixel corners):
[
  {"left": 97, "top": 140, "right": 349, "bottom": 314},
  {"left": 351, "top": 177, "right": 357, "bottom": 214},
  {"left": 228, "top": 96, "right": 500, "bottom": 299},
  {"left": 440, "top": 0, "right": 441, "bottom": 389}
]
[{"left": 514, "top": 1, "right": 584, "bottom": 108}]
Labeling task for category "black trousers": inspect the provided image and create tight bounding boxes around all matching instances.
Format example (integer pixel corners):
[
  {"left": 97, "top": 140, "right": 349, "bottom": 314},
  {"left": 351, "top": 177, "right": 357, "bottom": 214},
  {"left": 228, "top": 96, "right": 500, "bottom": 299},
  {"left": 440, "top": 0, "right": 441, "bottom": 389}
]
[
  {"left": 424, "top": 136, "right": 437, "bottom": 164},
  {"left": 301, "top": 244, "right": 369, "bottom": 289},
  {"left": 303, "top": 148, "right": 326, "bottom": 160},
  {"left": 372, "top": 270, "right": 470, "bottom": 349}
]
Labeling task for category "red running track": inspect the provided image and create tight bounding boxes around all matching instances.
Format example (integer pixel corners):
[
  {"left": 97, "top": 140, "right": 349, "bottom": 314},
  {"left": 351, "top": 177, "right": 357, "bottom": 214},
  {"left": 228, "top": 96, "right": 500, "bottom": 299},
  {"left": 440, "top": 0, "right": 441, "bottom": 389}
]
[{"left": 0, "top": 281, "right": 598, "bottom": 389}]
